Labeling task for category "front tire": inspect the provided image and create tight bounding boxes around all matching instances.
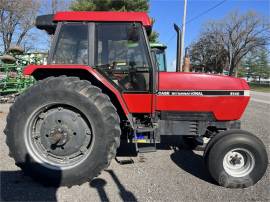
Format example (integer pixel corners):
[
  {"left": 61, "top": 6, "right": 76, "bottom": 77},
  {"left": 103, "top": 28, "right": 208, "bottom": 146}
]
[
  {"left": 204, "top": 130, "right": 268, "bottom": 188},
  {"left": 4, "top": 76, "right": 121, "bottom": 186}
]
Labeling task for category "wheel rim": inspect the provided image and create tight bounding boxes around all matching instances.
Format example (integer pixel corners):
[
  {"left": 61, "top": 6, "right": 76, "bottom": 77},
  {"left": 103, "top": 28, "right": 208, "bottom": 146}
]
[
  {"left": 25, "top": 104, "right": 93, "bottom": 169},
  {"left": 223, "top": 148, "right": 255, "bottom": 177}
]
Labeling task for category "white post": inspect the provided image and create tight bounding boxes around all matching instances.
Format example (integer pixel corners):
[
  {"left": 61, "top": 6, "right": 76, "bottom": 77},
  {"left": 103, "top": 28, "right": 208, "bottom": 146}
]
[{"left": 180, "top": 0, "right": 187, "bottom": 72}]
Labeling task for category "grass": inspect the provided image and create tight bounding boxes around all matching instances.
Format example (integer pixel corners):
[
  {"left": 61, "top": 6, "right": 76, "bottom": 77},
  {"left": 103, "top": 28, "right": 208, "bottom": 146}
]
[{"left": 249, "top": 83, "right": 270, "bottom": 93}]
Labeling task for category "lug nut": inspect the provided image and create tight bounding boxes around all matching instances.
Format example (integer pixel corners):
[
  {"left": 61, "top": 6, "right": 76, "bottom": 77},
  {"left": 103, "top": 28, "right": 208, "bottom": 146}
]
[
  {"left": 38, "top": 113, "right": 45, "bottom": 119},
  {"left": 33, "top": 134, "right": 40, "bottom": 139},
  {"left": 80, "top": 147, "right": 87, "bottom": 154}
]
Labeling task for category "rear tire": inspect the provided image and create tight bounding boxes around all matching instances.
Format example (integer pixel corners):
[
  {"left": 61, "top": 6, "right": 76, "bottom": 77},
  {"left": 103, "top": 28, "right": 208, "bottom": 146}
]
[
  {"left": 204, "top": 130, "right": 268, "bottom": 188},
  {"left": 4, "top": 76, "right": 121, "bottom": 186}
]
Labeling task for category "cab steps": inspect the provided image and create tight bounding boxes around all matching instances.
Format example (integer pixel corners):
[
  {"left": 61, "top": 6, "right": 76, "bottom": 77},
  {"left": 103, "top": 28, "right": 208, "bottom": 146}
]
[{"left": 133, "top": 124, "right": 157, "bottom": 153}]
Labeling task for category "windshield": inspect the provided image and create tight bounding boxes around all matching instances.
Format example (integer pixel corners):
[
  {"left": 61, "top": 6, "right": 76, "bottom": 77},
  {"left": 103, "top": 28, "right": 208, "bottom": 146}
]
[{"left": 95, "top": 23, "right": 150, "bottom": 69}]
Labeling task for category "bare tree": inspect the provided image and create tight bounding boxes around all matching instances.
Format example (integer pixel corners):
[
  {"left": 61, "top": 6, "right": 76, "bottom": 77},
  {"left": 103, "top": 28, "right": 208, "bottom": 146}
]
[
  {"left": 46, "top": 0, "right": 70, "bottom": 14},
  {"left": 0, "top": 0, "right": 40, "bottom": 52},
  {"left": 190, "top": 34, "right": 227, "bottom": 73},
  {"left": 203, "top": 11, "right": 270, "bottom": 76}
]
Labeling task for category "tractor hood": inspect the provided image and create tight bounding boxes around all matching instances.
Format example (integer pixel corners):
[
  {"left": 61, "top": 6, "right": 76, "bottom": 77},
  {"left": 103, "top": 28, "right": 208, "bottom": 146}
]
[
  {"left": 158, "top": 72, "right": 250, "bottom": 91},
  {"left": 156, "top": 72, "right": 250, "bottom": 121}
]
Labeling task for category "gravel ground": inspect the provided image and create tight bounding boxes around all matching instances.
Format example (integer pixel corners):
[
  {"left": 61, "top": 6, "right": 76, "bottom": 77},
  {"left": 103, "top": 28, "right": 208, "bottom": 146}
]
[{"left": 0, "top": 92, "right": 270, "bottom": 202}]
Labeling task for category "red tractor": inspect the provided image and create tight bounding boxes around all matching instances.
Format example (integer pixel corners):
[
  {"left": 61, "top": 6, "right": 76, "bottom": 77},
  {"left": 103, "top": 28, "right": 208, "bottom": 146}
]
[{"left": 5, "top": 11, "right": 268, "bottom": 188}]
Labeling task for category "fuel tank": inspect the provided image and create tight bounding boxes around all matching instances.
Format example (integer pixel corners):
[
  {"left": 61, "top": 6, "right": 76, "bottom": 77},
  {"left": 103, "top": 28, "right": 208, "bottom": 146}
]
[{"left": 157, "top": 72, "right": 250, "bottom": 121}]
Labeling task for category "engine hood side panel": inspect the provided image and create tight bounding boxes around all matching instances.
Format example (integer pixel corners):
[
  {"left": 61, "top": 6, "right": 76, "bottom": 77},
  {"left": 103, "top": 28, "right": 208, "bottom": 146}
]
[
  {"left": 158, "top": 72, "right": 249, "bottom": 90},
  {"left": 157, "top": 72, "right": 250, "bottom": 121}
]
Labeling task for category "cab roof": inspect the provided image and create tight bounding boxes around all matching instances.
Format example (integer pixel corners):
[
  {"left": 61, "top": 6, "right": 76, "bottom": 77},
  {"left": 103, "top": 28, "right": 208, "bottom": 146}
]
[
  {"left": 53, "top": 11, "right": 152, "bottom": 27},
  {"left": 150, "top": 43, "right": 167, "bottom": 49}
]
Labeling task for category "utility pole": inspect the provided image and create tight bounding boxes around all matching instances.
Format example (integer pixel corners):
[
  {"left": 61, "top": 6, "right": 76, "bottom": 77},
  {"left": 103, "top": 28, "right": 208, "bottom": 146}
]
[
  {"left": 51, "top": 0, "right": 57, "bottom": 14},
  {"left": 180, "top": 0, "right": 187, "bottom": 72}
]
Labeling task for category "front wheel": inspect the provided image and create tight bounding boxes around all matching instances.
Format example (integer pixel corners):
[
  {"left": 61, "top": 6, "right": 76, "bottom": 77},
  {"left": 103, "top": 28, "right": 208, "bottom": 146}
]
[
  {"left": 4, "top": 76, "right": 121, "bottom": 186},
  {"left": 204, "top": 130, "right": 268, "bottom": 188}
]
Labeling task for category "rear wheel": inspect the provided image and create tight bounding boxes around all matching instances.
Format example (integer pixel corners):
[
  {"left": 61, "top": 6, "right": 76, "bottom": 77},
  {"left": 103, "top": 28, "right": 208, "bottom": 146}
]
[
  {"left": 204, "top": 130, "right": 268, "bottom": 188},
  {"left": 4, "top": 76, "right": 121, "bottom": 186}
]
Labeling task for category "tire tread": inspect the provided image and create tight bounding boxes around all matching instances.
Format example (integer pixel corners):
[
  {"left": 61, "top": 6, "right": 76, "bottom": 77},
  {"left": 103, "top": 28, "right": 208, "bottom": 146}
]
[{"left": 4, "top": 76, "right": 121, "bottom": 186}]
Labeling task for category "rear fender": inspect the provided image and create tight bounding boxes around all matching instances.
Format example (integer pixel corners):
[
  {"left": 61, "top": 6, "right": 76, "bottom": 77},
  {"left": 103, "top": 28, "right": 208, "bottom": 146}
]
[{"left": 24, "top": 64, "right": 132, "bottom": 124}]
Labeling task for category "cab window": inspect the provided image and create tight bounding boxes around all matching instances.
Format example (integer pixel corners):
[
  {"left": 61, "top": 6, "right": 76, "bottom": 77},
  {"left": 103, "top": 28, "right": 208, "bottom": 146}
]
[
  {"left": 52, "top": 23, "right": 88, "bottom": 64},
  {"left": 155, "top": 49, "right": 167, "bottom": 72},
  {"left": 95, "top": 23, "right": 151, "bottom": 92}
]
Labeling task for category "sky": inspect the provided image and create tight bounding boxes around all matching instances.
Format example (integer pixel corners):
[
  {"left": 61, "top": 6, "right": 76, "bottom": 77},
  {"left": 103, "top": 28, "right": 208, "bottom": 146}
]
[
  {"left": 149, "top": 0, "right": 270, "bottom": 71},
  {"left": 32, "top": 0, "right": 270, "bottom": 71}
]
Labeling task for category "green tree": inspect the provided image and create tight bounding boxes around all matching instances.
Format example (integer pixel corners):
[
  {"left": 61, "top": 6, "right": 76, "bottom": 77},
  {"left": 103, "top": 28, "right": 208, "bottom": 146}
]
[
  {"left": 148, "top": 29, "right": 159, "bottom": 43},
  {"left": 242, "top": 49, "right": 270, "bottom": 82},
  {"left": 71, "top": 0, "right": 149, "bottom": 11},
  {"left": 239, "top": 56, "right": 252, "bottom": 78},
  {"left": 253, "top": 49, "right": 270, "bottom": 82},
  {"left": 70, "top": 0, "right": 158, "bottom": 42}
]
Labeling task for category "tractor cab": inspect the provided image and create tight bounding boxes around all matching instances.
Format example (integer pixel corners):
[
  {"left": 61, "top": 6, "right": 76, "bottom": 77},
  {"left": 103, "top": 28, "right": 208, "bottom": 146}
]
[{"left": 37, "top": 12, "right": 155, "bottom": 93}]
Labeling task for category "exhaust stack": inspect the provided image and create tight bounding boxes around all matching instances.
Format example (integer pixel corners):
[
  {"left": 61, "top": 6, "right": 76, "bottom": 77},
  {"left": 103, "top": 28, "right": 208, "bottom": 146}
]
[{"left": 174, "top": 24, "right": 182, "bottom": 72}]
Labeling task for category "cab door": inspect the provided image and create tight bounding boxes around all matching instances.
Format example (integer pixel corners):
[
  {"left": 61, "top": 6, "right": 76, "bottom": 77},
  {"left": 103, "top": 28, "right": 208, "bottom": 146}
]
[{"left": 95, "top": 22, "right": 154, "bottom": 113}]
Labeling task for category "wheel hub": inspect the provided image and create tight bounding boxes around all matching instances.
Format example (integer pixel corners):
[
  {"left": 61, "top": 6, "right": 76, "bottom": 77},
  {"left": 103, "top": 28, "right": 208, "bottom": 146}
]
[
  {"left": 228, "top": 152, "right": 243, "bottom": 166},
  {"left": 223, "top": 148, "right": 255, "bottom": 177},
  {"left": 27, "top": 105, "right": 93, "bottom": 167},
  {"left": 49, "top": 126, "right": 69, "bottom": 146}
]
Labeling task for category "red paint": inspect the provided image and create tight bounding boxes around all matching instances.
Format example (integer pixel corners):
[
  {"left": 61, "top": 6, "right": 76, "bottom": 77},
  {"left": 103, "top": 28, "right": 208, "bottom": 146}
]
[
  {"left": 122, "top": 94, "right": 152, "bottom": 113},
  {"left": 53, "top": 12, "right": 152, "bottom": 27},
  {"left": 156, "top": 96, "right": 249, "bottom": 120},
  {"left": 24, "top": 65, "right": 251, "bottom": 121},
  {"left": 24, "top": 64, "right": 87, "bottom": 75},
  {"left": 24, "top": 64, "right": 130, "bottom": 116},
  {"left": 157, "top": 72, "right": 250, "bottom": 120},
  {"left": 158, "top": 72, "right": 249, "bottom": 90}
]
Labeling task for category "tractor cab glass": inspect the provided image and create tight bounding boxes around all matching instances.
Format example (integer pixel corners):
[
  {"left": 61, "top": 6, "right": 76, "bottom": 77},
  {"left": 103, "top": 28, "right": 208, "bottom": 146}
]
[
  {"left": 150, "top": 44, "right": 167, "bottom": 72},
  {"left": 154, "top": 48, "right": 167, "bottom": 72},
  {"left": 95, "top": 23, "right": 151, "bottom": 92},
  {"left": 51, "top": 23, "right": 88, "bottom": 64}
]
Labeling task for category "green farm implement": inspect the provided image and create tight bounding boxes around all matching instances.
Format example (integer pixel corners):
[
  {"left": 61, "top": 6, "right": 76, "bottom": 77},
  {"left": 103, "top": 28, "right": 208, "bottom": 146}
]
[{"left": 0, "top": 46, "right": 47, "bottom": 100}]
